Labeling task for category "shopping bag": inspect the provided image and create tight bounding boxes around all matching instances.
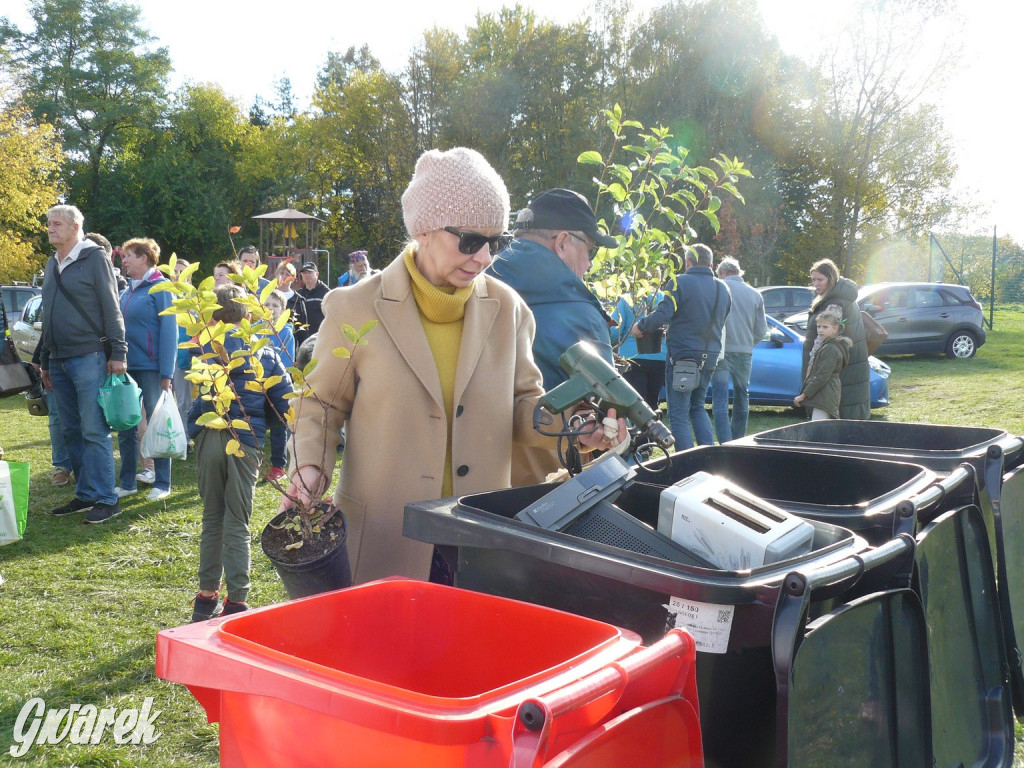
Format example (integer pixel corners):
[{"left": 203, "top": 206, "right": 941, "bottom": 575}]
[
  {"left": 861, "top": 311, "right": 889, "bottom": 356},
  {"left": 0, "top": 339, "right": 32, "bottom": 398},
  {"left": 97, "top": 373, "right": 143, "bottom": 431},
  {"left": 141, "top": 390, "right": 188, "bottom": 459},
  {"left": 0, "top": 460, "right": 29, "bottom": 546}
]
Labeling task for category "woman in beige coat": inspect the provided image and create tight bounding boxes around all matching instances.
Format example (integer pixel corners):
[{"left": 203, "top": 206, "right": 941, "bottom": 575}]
[{"left": 283, "top": 147, "right": 622, "bottom": 584}]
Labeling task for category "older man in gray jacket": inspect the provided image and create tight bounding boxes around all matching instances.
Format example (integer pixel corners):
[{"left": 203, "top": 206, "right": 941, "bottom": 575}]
[
  {"left": 40, "top": 205, "right": 128, "bottom": 523},
  {"left": 712, "top": 257, "right": 767, "bottom": 442}
]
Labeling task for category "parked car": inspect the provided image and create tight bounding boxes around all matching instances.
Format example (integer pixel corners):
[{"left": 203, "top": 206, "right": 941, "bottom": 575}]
[
  {"left": 757, "top": 285, "right": 814, "bottom": 321},
  {"left": 785, "top": 282, "right": 986, "bottom": 359},
  {"left": 705, "top": 315, "right": 890, "bottom": 408},
  {"left": 2, "top": 283, "right": 40, "bottom": 330},
  {"left": 10, "top": 294, "right": 42, "bottom": 363}
]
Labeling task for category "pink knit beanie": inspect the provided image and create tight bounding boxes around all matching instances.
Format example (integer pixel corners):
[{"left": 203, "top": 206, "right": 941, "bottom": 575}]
[{"left": 401, "top": 147, "right": 510, "bottom": 237}]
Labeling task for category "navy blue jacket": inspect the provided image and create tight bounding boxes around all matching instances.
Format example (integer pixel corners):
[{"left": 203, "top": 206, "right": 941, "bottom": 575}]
[
  {"left": 187, "top": 333, "right": 294, "bottom": 449},
  {"left": 486, "top": 238, "right": 613, "bottom": 389},
  {"left": 638, "top": 266, "right": 731, "bottom": 365}
]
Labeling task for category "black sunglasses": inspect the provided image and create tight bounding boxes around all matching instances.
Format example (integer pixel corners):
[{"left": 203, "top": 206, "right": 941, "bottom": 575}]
[{"left": 443, "top": 227, "right": 513, "bottom": 256}]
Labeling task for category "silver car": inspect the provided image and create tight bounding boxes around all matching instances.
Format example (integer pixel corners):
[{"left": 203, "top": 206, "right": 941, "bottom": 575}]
[
  {"left": 787, "top": 282, "right": 987, "bottom": 359},
  {"left": 10, "top": 294, "right": 42, "bottom": 363}
]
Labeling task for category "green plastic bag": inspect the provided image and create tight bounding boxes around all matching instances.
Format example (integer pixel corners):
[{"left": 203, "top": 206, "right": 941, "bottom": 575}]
[
  {"left": 0, "top": 460, "right": 29, "bottom": 546},
  {"left": 97, "top": 373, "right": 143, "bottom": 431}
]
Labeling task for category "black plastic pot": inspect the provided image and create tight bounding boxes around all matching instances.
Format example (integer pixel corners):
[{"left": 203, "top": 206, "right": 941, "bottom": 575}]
[
  {"left": 634, "top": 328, "right": 664, "bottom": 355},
  {"left": 261, "top": 508, "right": 352, "bottom": 599}
]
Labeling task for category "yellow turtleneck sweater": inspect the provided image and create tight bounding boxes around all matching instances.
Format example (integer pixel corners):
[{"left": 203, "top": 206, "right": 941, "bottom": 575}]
[{"left": 403, "top": 246, "right": 473, "bottom": 496}]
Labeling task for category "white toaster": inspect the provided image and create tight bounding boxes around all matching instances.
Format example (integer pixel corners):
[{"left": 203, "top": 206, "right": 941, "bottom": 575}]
[{"left": 657, "top": 471, "right": 815, "bottom": 570}]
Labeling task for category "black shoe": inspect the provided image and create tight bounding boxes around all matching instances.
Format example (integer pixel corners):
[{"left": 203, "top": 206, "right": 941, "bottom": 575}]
[
  {"left": 191, "top": 593, "right": 223, "bottom": 622},
  {"left": 222, "top": 599, "right": 249, "bottom": 616},
  {"left": 84, "top": 501, "right": 121, "bottom": 524},
  {"left": 52, "top": 497, "right": 94, "bottom": 516}
]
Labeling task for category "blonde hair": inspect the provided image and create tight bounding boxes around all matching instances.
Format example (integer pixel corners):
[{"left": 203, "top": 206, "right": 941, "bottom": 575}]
[{"left": 816, "top": 309, "right": 843, "bottom": 330}]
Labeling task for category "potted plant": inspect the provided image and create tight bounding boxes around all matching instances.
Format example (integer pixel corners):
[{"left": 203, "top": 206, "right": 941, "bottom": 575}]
[
  {"left": 156, "top": 257, "right": 375, "bottom": 599},
  {"left": 580, "top": 105, "right": 752, "bottom": 351}
]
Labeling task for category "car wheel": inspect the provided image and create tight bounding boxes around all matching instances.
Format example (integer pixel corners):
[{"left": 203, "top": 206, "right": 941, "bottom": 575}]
[{"left": 946, "top": 330, "right": 977, "bottom": 359}]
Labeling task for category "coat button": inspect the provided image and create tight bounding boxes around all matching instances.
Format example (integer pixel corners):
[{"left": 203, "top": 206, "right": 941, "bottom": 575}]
[
  {"left": 456, "top": 405, "right": 464, "bottom": 417},
  {"left": 456, "top": 465, "right": 469, "bottom": 477}
]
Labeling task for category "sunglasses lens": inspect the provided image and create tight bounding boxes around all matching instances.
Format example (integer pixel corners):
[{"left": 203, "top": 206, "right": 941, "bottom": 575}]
[
  {"left": 456, "top": 233, "right": 489, "bottom": 255},
  {"left": 489, "top": 234, "right": 513, "bottom": 255}
]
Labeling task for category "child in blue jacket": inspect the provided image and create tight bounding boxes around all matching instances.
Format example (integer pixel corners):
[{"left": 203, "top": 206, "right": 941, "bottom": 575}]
[{"left": 189, "top": 285, "right": 294, "bottom": 621}]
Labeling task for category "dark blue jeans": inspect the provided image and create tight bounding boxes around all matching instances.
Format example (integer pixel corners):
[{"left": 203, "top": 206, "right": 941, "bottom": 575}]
[
  {"left": 711, "top": 352, "right": 753, "bottom": 442},
  {"left": 664, "top": 362, "right": 715, "bottom": 451},
  {"left": 49, "top": 352, "right": 117, "bottom": 505}
]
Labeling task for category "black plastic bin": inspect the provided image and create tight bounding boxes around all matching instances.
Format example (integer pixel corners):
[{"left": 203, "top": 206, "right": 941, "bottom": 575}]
[
  {"left": 739, "top": 420, "right": 1024, "bottom": 717},
  {"left": 406, "top": 483, "right": 893, "bottom": 768},
  {"left": 631, "top": 445, "right": 942, "bottom": 545}
]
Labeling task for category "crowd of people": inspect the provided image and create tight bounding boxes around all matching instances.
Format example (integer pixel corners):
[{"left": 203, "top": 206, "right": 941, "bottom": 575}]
[{"left": 27, "top": 146, "right": 869, "bottom": 621}]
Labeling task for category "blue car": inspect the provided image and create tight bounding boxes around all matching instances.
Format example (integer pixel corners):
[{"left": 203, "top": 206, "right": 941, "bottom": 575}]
[{"left": 705, "top": 316, "right": 890, "bottom": 408}]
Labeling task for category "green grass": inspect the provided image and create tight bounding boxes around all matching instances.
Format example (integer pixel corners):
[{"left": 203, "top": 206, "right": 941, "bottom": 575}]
[{"left": 1, "top": 307, "right": 1023, "bottom": 766}]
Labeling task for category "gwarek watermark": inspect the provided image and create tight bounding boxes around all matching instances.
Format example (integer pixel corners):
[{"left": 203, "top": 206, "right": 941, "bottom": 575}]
[{"left": 9, "top": 697, "right": 161, "bottom": 757}]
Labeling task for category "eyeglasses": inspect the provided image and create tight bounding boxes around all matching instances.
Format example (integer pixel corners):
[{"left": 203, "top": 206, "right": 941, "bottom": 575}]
[
  {"left": 566, "top": 232, "right": 599, "bottom": 260},
  {"left": 443, "top": 227, "right": 513, "bottom": 256}
]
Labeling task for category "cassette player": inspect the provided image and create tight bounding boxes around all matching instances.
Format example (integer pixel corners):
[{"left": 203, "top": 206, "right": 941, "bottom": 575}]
[{"left": 657, "top": 471, "right": 815, "bottom": 570}]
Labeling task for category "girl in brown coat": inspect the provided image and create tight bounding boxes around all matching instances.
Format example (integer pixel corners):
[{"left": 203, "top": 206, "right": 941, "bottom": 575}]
[
  {"left": 282, "top": 148, "right": 623, "bottom": 584},
  {"left": 795, "top": 310, "right": 851, "bottom": 420}
]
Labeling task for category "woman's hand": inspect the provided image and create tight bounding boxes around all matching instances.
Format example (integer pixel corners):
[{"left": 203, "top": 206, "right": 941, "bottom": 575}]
[
  {"left": 161, "top": 377, "right": 174, "bottom": 392},
  {"left": 794, "top": 394, "right": 805, "bottom": 407},
  {"left": 575, "top": 407, "right": 630, "bottom": 453},
  {"left": 278, "top": 465, "right": 329, "bottom": 513}
]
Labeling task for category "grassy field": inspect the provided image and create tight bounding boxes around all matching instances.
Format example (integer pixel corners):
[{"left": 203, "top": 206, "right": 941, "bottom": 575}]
[{"left": 1, "top": 306, "right": 1023, "bottom": 766}]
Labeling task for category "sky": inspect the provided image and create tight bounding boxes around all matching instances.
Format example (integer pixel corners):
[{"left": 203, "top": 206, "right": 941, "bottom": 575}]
[{"left": 3, "top": 0, "right": 1021, "bottom": 241}]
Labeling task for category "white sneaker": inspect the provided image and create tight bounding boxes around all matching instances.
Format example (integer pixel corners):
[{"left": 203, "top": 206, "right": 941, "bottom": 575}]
[
  {"left": 147, "top": 487, "right": 170, "bottom": 501},
  {"left": 114, "top": 486, "right": 138, "bottom": 499},
  {"left": 136, "top": 469, "right": 156, "bottom": 485}
]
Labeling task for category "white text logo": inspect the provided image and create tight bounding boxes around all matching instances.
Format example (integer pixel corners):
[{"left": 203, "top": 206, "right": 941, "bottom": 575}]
[{"left": 9, "top": 697, "right": 161, "bottom": 757}]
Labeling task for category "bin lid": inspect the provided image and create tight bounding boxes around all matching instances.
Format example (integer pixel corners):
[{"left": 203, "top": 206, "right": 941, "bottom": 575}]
[
  {"left": 915, "top": 504, "right": 1014, "bottom": 768},
  {"left": 998, "top": 466, "right": 1024, "bottom": 716},
  {"left": 746, "top": 420, "right": 1012, "bottom": 474},
  {"left": 786, "top": 589, "right": 931, "bottom": 768}
]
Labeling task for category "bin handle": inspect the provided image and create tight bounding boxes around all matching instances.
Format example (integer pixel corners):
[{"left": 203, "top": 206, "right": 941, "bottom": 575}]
[
  {"left": 510, "top": 630, "right": 695, "bottom": 768},
  {"left": 518, "top": 629, "right": 694, "bottom": 730},
  {"left": 914, "top": 464, "right": 975, "bottom": 514},
  {"left": 801, "top": 533, "right": 916, "bottom": 596}
]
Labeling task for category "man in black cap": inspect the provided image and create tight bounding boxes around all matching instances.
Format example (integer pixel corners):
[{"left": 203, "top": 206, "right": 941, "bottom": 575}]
[
  {"left": 296, "top": 261, "right": 329, "bottom": 336},
  {"left": 487, "top": 188, "right": 618, "bottom": 389}
]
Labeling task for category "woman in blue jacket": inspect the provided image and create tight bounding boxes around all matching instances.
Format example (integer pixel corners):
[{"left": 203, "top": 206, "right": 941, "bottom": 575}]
[{"left": 116, "top": 238, "right": 177, "bottom": 501}]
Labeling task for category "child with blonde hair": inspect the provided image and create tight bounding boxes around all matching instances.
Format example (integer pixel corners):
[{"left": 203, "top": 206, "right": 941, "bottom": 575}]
[{"left": 794, "top": 309, "right": 851, "bottom": 420}]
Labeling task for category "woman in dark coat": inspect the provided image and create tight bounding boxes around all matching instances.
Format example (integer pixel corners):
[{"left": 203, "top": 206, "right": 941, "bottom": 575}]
[{"left": 801, "top": 258, "right": 871, "bottom": 419}]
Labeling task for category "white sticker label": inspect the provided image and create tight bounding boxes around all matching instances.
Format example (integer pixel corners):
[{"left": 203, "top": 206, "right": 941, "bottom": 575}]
[{"left": 666, "top": 596, "right": 734, "bottom": 654}]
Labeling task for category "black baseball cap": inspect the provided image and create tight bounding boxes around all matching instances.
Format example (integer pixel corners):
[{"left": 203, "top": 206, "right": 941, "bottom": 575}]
[
  {"left": 514, "top": 188, "right": 618, "bottom": 248},
  {"left": 299, "top": 262, "right": 318, "bottom": 273}
]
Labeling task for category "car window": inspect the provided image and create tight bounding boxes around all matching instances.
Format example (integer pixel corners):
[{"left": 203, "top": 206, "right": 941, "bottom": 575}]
[
  {"left": 789, "top": 288, "right": 812, "bottom": 309},
  {"left": 879, "top": 288, "right": 911, "bottom": 310},
  {"left": 915, "top": 288, "right": 943, "bottom": 308},
  {"left": 24, "top": 296, "right": 43, "bottom": 324},
  {"left": 761, "top": 290, "right": 786, "bottom": 310},
  {"left": 4, "top": 289, "right": 33, "bottom": 314}
]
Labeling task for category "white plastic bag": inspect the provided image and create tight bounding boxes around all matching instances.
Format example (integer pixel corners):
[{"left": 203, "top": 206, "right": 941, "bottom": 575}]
[{"left": 141, "top": 390, "right": 188, "bottom": 460}]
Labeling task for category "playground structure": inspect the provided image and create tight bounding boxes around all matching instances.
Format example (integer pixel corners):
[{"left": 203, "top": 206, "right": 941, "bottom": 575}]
[{"left": 252, "top": 208, "right": 331, "bottom": 281}]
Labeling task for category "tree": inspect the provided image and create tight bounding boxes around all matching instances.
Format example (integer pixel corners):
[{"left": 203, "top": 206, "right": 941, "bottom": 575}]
[
  {"left": 2, "top": 0, "right": 170, "bottom": 210},
  {"left": 451, "top": 7, "right": 605, "bottom": 198},
  {"left": 779, "top": 0, "right": 959, "bottom": 278},
  {"left": 0, "top": 100, "right": 63, "bottom": 282},
  {"left": 309, "top": 64, "right": 416, "bottom": 262}
]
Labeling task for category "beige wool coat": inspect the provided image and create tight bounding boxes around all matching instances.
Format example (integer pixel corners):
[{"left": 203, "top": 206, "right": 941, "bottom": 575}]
[{"left": 290, "top": 253, "right": 556, "bottom": 584}]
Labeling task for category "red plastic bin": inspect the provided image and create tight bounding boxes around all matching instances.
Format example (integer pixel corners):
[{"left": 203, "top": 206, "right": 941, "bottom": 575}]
[{"left": 155, "top": 578, "right": 701, "bottom": 768}]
